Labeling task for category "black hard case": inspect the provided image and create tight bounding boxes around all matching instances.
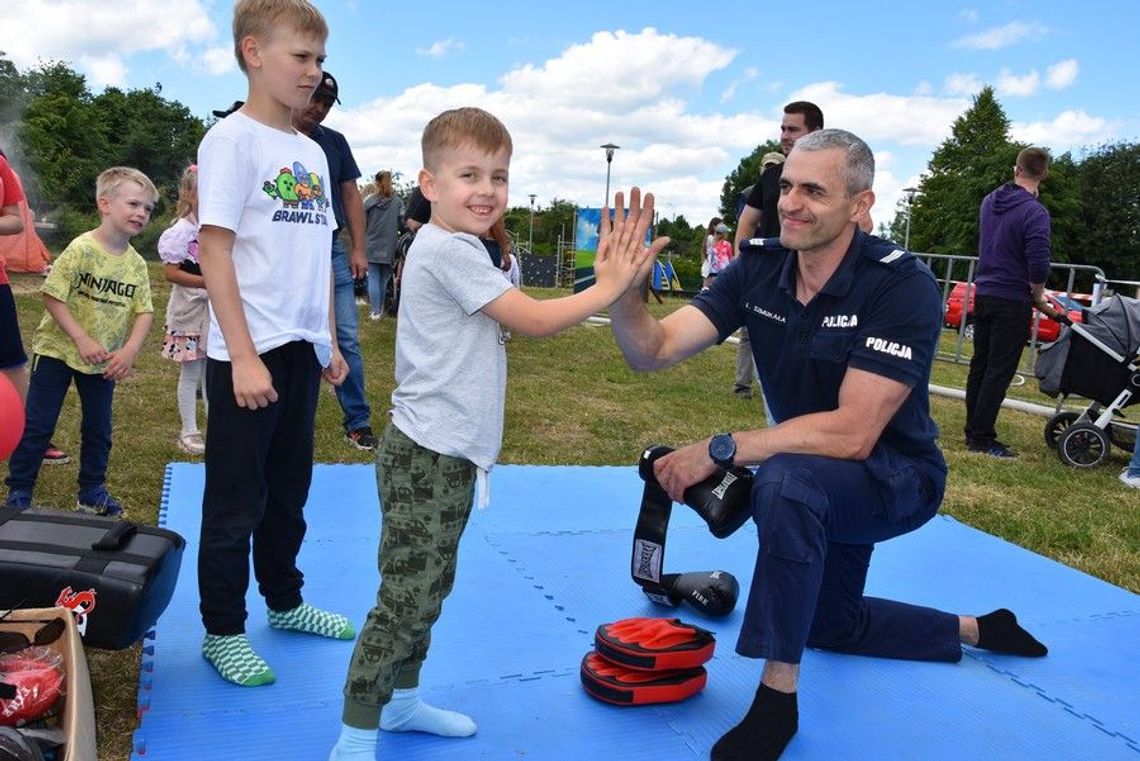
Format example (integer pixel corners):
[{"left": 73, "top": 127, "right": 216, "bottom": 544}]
[{"left": 0, "top": 507, "right": 185, "bottom": 650}]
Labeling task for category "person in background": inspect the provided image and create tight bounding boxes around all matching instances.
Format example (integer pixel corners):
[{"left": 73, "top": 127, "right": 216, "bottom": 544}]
[{"left": 362, "top": 170, "right": 404, "bottom": 320}]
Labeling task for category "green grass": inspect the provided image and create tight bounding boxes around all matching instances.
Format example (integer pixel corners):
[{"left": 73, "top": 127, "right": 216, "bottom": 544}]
[{"left": 2, "top": 269, "right": 1138, "bottom": 759}]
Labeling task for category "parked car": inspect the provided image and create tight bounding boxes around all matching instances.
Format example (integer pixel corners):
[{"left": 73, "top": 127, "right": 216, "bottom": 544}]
[{"left": 943, "top": 282, "right": 1089, "bottom": 342}]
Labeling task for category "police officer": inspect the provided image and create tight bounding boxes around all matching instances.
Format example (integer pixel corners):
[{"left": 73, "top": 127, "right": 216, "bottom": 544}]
[{"left": 607, "top": 129, "right": 1048, "bottom": 760}]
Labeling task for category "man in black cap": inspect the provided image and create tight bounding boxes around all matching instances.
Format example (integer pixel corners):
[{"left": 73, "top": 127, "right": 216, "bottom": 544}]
[{"left": 293, "top": 71, "right": 376, "bottom": 451}]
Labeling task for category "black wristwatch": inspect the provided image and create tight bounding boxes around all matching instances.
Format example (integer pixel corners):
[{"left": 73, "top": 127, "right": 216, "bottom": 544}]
[{"left": 708, "top": 433, "right": 737, "bottom": 468}]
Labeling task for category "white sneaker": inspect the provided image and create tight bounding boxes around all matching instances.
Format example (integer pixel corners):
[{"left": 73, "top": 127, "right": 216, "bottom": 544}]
[
  {"left": 369, "top": 312, "right": 382, "bottom": 321},
  {"left": 178, "top": 432, "right": 206, "bottom": 455},
  {"left": 1119, "top": 469, "right": 1140, "bottom": 489}
]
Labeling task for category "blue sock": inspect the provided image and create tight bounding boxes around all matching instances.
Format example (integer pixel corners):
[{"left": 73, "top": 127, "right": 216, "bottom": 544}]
[
  {"left": 380, "top": 688, "right": 476, "bottom": 737},
  {"left": 328, "top": 723, "right": 377, "bottom": 761}
]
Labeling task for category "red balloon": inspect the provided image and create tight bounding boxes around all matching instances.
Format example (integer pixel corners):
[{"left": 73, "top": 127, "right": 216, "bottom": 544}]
[{"left": 0, "top": 373, "right": 24, "bottom": 462}]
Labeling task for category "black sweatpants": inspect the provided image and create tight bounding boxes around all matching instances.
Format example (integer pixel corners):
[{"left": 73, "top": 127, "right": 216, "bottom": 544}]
[{"left": 198, "top": 340, "right": 320, "bottom": 635}]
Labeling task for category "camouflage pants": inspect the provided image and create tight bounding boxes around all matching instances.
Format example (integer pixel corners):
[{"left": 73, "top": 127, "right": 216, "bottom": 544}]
[{"left": 341, "top": 423, "right": 475, "bottom": 729}]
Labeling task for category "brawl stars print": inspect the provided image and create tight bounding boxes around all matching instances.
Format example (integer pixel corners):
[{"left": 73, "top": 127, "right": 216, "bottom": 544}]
[{"left": 263, "top": 161, "right": 331, "bottom": 225}]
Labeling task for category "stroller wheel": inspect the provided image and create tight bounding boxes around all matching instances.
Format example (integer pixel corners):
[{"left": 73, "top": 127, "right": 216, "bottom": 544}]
[
  {"left": 1056, "top": 423, "right": 1110, "bottom": 469},
  {"left": 1044, "top": 411, "right": 1079, "bottom": 449}
]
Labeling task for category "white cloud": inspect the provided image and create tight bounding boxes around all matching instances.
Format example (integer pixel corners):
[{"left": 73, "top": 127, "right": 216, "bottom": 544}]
[
  {"left": 944, "top": 73, "right": 983, "bottom": 96},
  {"left": 996, "top": 68, "right": 1040, "bottom": 97},
  {"left": 959, "top": 9, "right": 980, "bottom": 24},
  {"left": 200, "top": 47, "right": 235, "bottom": 76},
  {"left": 914, "top": 81, "right": 934, "bottom": 96},
  {"left": 950, "top": 20, "right": 1048, "bottom": 50},
  {"left": 416, "top": 39, "right": 464, "bottom": 59},
  {"left": 1046, "top": 59, "right": 1079, "bottom": 89},
  {"left": 3, "top": 0, "right": 216, "bottom": 77},
  {"left": 78, "top": 55, "right": 127, "bottom": 88},
  {"left": 1011, "top": 109, "right": 1119, "bottom": 149},
  {"left": 787, "top": 81, "right": 970, "bottom": 146},
  {"left": 720, "top": 67, "right": 758, "bottom": 104}
]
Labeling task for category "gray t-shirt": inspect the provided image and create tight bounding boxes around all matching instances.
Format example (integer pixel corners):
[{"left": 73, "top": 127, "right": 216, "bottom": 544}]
[{"left": 390, "top": 223, "right": 513, "bottom": 471}]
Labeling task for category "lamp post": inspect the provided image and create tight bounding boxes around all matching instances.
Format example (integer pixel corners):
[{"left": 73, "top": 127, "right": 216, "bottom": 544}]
[
  {"left": 527, "top": 194, "right": 536, "bottom": 254},
  {"left": 903, "top": 187, "right": 918, "bottom": 251},
  {"left": 600, "top": 143, "right": 620, "bottom": 208}
]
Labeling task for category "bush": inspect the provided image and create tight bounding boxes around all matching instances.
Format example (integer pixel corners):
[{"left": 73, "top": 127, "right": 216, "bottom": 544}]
[{"left": 38, "top": 206, "right": 173, "bottom": 259}]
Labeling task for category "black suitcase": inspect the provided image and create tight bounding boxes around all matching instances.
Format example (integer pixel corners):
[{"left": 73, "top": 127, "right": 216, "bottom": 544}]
[{"left": 0, "top": 507, "right": 185, "bottom": 650}]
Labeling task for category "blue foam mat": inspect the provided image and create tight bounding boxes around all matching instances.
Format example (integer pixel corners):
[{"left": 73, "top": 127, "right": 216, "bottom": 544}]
[{"left": 131, "top": 463, "right": 1140, "bottom": 759}]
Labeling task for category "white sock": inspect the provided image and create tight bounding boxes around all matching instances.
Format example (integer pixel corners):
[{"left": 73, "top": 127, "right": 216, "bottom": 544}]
[
  {"left": 328, "top": 723, "right": 377, "bottom": 761},
  {"left": 380, "top": 687, "right": 476, "bottom": 737}
]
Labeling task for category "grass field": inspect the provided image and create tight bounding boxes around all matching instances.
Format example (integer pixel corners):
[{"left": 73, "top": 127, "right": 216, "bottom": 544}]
[{"left": 2, "top": 268, "right": 1137, "bottom": 760}]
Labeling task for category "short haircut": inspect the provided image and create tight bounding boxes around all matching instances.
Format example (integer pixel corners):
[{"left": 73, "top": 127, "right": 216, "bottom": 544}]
[
  {"left": 1016, "top": 147, "right": 1050, "bottom": 180},
  {"left": 96, "top": 167, "right": 158, "bottom": 204},
  {"left": 421, "top": 108, "right": 513, "bottom": 170},
  {"left": 232, "top": 0, "right": 328, "bottom": 73},
  {"left": 784, "top": 101, "right": 824, "bottom": 131},
  {"left": 793, "top": 129, "right": 874, "bottom": 197}
]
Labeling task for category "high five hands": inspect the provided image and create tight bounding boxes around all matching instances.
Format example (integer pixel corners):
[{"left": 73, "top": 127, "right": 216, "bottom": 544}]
[{"left": 594, "top": 188, "right": 671, "bottom": 298}]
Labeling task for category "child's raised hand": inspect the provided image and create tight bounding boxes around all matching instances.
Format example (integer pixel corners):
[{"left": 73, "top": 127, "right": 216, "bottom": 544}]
[{"left": 594, "top": 188, "right": 670, "bottom": 298}]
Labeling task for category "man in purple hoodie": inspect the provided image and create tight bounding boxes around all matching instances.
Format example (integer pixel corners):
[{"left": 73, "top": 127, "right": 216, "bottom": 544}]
[{"left": 964, "top": 147, "right": 1054, "bottom": 458}]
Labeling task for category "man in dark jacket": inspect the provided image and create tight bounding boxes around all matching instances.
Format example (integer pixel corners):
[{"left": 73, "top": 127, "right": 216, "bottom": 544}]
[{"left": 964, "top": 147, "right": 1054, "bottom": 458}]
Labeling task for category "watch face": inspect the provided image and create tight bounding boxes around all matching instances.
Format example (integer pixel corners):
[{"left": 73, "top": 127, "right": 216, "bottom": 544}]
[{"left": 710, "top": 435, "right": 735, "bottom": 463}]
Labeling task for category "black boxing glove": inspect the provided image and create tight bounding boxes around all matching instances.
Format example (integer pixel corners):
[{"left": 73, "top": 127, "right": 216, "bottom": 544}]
[
  {"left": 660, "top": 571, "right": 740, "bottom": 617},
  {"left": 639, "top": 445, "right": 754, "bottom": 539}
]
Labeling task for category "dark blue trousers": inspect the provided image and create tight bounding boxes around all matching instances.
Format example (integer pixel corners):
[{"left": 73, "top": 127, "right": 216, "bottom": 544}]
[
  {"left": 736, "top": 449, "right": 961, "bottom": 664},
  {"left": 197, "top": 341, "right": 320, "bottom": 635},
  {"left": 5, "top": 355, "right": 114, "bottom": 494}
]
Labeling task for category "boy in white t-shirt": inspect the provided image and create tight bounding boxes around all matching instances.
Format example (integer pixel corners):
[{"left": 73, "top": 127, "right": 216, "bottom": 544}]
[
  {"left": 195, "top": 0, "right": 352, "bottom": 687},
  {"left": 328, "top": 106, "right": 668, "bottom": 760}
]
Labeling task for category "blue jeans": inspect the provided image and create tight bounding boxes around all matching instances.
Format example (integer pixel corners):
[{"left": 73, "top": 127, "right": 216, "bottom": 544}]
[
  {"left": 331, "top": 238, "right": 371, "bottom": 432},
  {"left": 735, "top": 448, "right": 959, "bottom": 665},
  {"left": 367, "top": 262, "right": 392, "bottom": 316},
  {"left": 5, "top": 355, "right": 114, "bottom": 494}
]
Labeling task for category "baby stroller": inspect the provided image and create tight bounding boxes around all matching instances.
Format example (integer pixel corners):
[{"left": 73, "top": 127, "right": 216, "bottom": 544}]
[{"left": 1035, "top": 294, "right": 1140, "bottom": 468}]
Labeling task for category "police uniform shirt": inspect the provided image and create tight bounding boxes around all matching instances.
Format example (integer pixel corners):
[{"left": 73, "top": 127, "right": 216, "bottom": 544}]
[{"left": 692, "top": 230, "right": 945, "bottom": 469}]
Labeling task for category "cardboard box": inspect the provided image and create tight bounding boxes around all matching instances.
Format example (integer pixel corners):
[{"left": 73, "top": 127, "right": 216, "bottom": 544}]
[{"left": 1, "top": 607, "right": 96, "bottom": 761}]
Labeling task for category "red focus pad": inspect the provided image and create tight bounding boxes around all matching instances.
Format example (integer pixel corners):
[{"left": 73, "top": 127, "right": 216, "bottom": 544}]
[
  {"left": 580, "top": 651, "right": 707, "bottom": 706},
  {"left": 594, "top": 617, "right": 715, "bottom": 671}
]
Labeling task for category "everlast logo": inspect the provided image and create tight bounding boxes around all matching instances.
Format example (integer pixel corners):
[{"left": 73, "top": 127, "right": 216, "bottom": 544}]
[
  {"left": 865, "top": 336, "right": 913, "bottom": 360},
  {"left": 76, "top": 272, "right": 137, "bottom": 297},
  {"left": 711, "top": 471, "right": 737, "bottom": 500},
  {"left": 633, "top": 539, "right": 661, "bottom": 582},
  {"left": 822, "top": 314, "right": 858, "bottom": 328}
]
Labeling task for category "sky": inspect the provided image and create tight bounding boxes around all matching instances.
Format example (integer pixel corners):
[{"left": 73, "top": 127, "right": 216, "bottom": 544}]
[{"left": 2, "top": 0, "right": 1138, "bottom": 230}]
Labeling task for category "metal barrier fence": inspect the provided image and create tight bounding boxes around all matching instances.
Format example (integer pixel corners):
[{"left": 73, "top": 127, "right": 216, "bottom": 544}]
[{"left": 915, "top": 252, "right": 1107, "bottom": 376}]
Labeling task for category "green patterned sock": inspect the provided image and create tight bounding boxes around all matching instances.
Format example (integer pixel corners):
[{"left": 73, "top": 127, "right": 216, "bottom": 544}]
[
  {"left": 267, "top": 602, "right": 355, "bottom": 640},
  {"left": 201, "top": 634, "right": 275, "bottom": 687}
]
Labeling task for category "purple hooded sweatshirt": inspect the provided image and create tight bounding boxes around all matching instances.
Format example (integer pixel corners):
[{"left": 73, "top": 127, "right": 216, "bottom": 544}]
[{"left": 974, "top": 182, "right": 1051, "bottom": 301}]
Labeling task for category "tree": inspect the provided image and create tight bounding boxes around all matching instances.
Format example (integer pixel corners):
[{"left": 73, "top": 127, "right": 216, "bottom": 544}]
[
  {"left": 719, "top": 140, "right": 781, "bottom": 230},
  {"left": 1074, "top": 141, "right": 1140, "bottom": 282},
  {"left": 905, "top": 87, "right": 1017, "bottom": 259}
]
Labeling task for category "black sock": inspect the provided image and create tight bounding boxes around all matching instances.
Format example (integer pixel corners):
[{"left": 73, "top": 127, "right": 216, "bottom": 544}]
[
  {"left": 711, "top": 683, "right": 798, "bottom": 761},
  {"left": 975, "top": 608, "right": 1048, "bottom": 657}
]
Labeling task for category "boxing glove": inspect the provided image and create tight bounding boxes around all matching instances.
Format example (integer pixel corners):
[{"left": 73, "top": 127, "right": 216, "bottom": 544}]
[
  {"left": 639, "top": 445, "right": 754, "bottom": 539},
  {"left": 660, "top": 571, "right": 740, "bottom": 617}
]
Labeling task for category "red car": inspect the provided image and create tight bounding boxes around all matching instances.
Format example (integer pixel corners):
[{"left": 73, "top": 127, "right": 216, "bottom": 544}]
[{"left": 943, "top": 282, "right": 1089, "bottom": 342}]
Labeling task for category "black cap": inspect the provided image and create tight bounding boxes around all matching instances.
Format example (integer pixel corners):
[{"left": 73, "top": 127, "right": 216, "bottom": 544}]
[
  {"left": 212, "top": 100, "right": 244, "bottom": 118},
  {"left": 314, "top": 71, "right": 340, "bottom": 104}
]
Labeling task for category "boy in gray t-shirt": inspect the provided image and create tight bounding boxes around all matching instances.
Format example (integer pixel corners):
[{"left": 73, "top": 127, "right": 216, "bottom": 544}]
[{"left": 330, "top": 107, "right": 667, "bottom": 760}]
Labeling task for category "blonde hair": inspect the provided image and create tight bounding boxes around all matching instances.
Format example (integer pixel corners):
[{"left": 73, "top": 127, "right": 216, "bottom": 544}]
[
  {"left": 96, "top": 167, "right": 158, "bottom": 204},
  {"left": 421, "top": 107, "right": 513, "bottom": 170},
  {"left": 232, "top": 0, "right": 328, "bottom": 73},
  {"left": 374, "top": 170, "right": 393, "bottom": 199},
  {"left": 174, "top": 165, "right": 198, "bottom": 220}
]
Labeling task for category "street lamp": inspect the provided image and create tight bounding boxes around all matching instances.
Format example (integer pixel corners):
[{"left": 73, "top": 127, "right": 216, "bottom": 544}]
[
  {"left": 902, "top": 187, "right": 919, "bottom": 251},
  {"left": 600, "top": 143, "right": 620, "bottom": 208},
  {"left": 527, "top": 194, "right": 536, "bottom": 254}
]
